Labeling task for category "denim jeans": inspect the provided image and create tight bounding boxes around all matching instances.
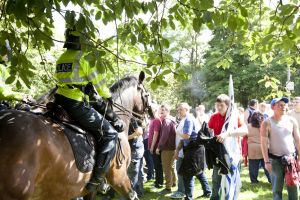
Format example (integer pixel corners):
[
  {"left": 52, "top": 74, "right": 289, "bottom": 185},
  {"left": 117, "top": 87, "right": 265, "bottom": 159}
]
[
  {"left": 196, "top": 172, "right": 212, "bottom": 195},
  {"left": 176, "top": 157, "right": 185, "bottom": 193},
  {"left": 183, "top": 175, "right": 195, "bottom": 200},
  {"left": 249, "top": 159, "right": 271, "bottom": 183},
  {"left": 270, "top": 158, "right": 299, "bottom": 200},
  {"left": 128, "top": 147, "right": 144, "bottom": 197},
  {"left": 143, "top": 138, "right": 154, "bottom": 180},
  {"left": 182, "top": 171, "right": 212, "bottom": 200},
  {"left": 210, "top": 166, "right": 222, "bottom": 200}
]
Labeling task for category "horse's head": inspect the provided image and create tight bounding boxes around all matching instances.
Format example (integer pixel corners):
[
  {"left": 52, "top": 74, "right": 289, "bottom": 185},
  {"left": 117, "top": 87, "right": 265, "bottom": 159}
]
[
  {"left": 133, "top": 71, "right": 154, "bottom": 119},
  {"left": 110, "top": 71, "right": 154, "bottom": 121}
]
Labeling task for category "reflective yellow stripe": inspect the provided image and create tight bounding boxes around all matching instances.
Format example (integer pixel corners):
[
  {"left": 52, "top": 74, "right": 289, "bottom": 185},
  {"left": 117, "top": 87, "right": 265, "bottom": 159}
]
[
  {"left": 94, "top": 78, "right": 106, "bottom": 89},
  {"left": 58, "top": 51, "right": 87, "bottom": 83},
  {"left": 87, "top": 71, "right": 98, "bottom": 81}
]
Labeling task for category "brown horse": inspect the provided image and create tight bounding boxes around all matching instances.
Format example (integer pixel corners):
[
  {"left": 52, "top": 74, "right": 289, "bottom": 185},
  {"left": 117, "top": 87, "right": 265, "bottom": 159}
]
[{"left": 0, "top": 72, "right": 152, "bottom": 200}]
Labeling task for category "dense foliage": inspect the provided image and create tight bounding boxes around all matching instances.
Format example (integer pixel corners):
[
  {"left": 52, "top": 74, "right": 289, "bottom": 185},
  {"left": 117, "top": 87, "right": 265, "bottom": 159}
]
[{"left": 0, "top": 0, "right": 299, "bottom": 108}]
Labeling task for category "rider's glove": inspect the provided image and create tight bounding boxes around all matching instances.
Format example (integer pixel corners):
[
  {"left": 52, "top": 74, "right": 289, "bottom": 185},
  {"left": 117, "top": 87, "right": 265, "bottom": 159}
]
[{"left": 112, "top": 119, "right": 125, "bottom": 133}]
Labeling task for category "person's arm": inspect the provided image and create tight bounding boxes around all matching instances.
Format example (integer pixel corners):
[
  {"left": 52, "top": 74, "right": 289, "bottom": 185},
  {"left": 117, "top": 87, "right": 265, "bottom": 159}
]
[
  {"left": 217, "top": 116, "right": 248, "bottom": 142},
  {"left": 180, "top": 118, "right": 192, "bottom": 139},
  {"left": 128, "top": 127, "right": 143, "bottom": 140},
  {"left": 227, "top": 123, "right": 248, "bottom": 137},
  {"left": 260, "top": 120, "right": 272, "bottom": 172},
  {"left": 173, "top": 140, "right": 183, "bottom": 160},
  {"left": 150, "top": 120, "right": 161, "bottom": 154},
  {"left": 291, "top": 118, "right": 300, "bottom": 162},
  {"left": 85, "top": 59, "right": 111, "bottom": 99},
  {"left": 244, "top": 109, "right": 250, "bottom": 124},
  {"left": 180, "top": 132, "right": 190, "bottom": 139}
]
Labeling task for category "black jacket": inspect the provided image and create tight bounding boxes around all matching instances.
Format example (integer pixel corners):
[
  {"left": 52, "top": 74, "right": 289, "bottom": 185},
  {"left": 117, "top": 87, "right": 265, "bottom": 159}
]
[
  {"left": 178, "top": 141, "right": 205, "bottom": 176},
  {"left": 196, "top": 122, "right": 230, "bottom": 175}
]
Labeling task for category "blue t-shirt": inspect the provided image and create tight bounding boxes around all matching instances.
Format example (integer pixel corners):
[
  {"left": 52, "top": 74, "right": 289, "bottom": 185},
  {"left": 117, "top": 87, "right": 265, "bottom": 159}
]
[{"left": 182, "top": 114, "right": 199, "bottom": 146}]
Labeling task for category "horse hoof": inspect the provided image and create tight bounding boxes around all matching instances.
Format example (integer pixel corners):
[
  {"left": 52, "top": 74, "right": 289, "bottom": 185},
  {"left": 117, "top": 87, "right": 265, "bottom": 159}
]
[{"left": 128, "top": 190, "right": 138, "bottom": 200}]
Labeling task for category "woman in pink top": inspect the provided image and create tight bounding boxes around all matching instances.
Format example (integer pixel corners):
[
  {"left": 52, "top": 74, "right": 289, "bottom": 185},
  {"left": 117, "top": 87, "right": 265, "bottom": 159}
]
[{"left": 247, "top": 112, "right": 271, "bottom": 183}]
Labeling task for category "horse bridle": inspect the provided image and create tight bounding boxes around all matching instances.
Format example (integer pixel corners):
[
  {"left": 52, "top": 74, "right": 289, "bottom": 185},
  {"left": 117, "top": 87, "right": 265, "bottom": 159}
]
[
  {"left": 112, "top": 82, "right": 151, "bottom": 121},
  {"left": 136, "top": 82, "right": 152, "bottom": 119}
]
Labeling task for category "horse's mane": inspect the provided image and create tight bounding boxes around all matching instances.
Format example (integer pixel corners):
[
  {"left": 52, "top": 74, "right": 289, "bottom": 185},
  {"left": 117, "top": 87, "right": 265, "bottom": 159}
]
[{"left": 110, "top": 76, "right": 138, "bottom": 99}]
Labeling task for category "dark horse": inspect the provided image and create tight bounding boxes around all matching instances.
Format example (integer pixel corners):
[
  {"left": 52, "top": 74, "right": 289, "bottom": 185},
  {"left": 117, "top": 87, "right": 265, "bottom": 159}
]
[{"left": 0, "top": 72, "right": 152, "bottom": 200}]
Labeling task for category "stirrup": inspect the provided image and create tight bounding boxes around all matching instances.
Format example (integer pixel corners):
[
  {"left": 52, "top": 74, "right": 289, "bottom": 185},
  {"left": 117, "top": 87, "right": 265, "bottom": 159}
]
[
  {"left": 86, "top": 177, "right": 110, "bottom": 194},
  {"left": 97, "top": 178, "right": 110, "bottom": 194}
]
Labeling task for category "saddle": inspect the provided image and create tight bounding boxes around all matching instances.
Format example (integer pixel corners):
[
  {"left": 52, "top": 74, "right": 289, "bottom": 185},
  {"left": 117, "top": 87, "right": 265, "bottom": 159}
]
[{"left": 45, "top": 102, "right": 96, "bottom": 173}]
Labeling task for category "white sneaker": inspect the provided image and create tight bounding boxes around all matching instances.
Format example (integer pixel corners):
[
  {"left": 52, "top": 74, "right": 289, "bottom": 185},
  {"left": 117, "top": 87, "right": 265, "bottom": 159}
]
[{"left": 170, "top": 191, "right": 185, "bottom": 199}]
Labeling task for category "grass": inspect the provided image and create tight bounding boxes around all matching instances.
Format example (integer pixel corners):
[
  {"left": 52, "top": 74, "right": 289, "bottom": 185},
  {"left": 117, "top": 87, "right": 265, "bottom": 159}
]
[{"left": 98, "top": 165, "right": 290, "bottom": 200}]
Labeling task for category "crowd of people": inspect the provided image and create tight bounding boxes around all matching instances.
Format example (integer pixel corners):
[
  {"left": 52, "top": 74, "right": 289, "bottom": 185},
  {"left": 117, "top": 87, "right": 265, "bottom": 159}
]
[
  {"left": 1, "top": 28, "right": 300, "bottom": 200},
  {"left": 100, "top": 95, "right": 300, "bottom": 200}
]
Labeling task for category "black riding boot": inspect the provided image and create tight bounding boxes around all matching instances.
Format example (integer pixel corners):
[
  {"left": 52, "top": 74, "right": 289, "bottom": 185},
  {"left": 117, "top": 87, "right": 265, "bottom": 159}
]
[{"left": 86, "top": 133, "right": 118, "bottom": 193}]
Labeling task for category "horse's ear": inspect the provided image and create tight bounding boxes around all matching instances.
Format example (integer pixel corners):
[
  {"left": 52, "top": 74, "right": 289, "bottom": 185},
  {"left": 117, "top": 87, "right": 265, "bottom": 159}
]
[{"left": 138, "top": 71, "right": 145, "bottom": 83}]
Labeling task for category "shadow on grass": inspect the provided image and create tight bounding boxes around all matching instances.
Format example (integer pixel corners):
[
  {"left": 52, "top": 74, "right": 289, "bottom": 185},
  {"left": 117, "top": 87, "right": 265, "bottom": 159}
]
[{"left": 97, "top": 166, "right": 289, "bottom": 200}]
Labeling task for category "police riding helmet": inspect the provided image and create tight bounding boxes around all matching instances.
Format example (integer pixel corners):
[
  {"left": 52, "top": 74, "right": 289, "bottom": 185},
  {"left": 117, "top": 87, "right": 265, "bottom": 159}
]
[{"left": 63, "top": 28, "right": 81, "bottom": 50}]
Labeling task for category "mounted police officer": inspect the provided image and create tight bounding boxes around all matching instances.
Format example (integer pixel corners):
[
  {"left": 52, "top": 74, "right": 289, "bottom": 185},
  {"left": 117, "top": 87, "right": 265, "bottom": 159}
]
[
  {"left": 54, "top": 28, "right": 125, "bottom": 193},
  {"left": 0, "top": 40, "right": 34, "bottom": 110}
]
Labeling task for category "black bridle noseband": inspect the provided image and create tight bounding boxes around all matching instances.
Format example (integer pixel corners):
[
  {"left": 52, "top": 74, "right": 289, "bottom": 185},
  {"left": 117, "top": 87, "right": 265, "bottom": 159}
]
[{"left": 113, "top": 82, "right": 152, "bottom": 121}]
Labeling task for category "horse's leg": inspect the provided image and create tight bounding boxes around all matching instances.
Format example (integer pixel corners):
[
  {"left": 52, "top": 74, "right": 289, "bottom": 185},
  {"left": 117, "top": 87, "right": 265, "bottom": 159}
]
[
  {"left": 106, "top": 136, "right": 138, "bottom": 200},
  {"left": 83, "top": 192, "right": 97, "bottom": 200}
]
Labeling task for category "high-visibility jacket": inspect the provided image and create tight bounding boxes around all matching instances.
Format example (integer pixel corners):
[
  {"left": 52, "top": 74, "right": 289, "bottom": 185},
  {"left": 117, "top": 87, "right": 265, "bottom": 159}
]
[
  {"left": 55, "top": 49, "right": 111, "bottom": 102},
  {"left": 0, "top": 64, "right": 24, "bottom": 101}
]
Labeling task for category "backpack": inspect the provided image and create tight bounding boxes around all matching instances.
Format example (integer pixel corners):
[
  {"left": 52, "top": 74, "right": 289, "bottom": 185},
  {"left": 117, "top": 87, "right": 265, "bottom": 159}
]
[{"left": 247, "top": 107, "right": 256, "bottom": 123}]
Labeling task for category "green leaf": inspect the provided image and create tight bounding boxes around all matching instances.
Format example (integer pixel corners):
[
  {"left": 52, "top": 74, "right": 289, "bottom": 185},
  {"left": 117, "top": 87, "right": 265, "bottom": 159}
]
[
  {"left": 130, "top": 34, "right": 137, "bottom": 45},
  {"left": 11, "top": 55, "right": 18, "bottom": 66},
  {"left": 145, "top": 77, "right": 151, "bottom": 82},
  {"left": 162, "top": 38, "right": 170, "bottom": 48},
  {"left": 144, "top": 68, "right": 152, "bottom": 75},
  {"left": 150, "top": 80, "right": 158, "bottom": 90},
  {"left": 99, "top": 50, "right": 106, "bottom": 56},
  {"left": 76, "top": 14, "right": 86, "bottom": 31},
  {"left": 203, "top": 11, "right": 212, "bottom": 23},
  {"left": 190, "top": 0, "right": 200, "bottom": 8},
  {"left": 228, "top": 15, "right": 237, "bottom": 31},
  {"left": 161, "top": 69, "right": 172, "bottom": 76},
  {"left": 62, "top": 0, "right": 69, "bottom": 6},
  {"left": 96, "top": 59, "right": 106, "bottom": 74},
  {"left": 5, "top": 75, "right": 15, "bottom": 84},
  {"left": 169, "top": 18, "right": 176, "bottom": 30},
  {"left": 261, "top": 54, "right": 268, "bottom": 64},
  {"left": 279, "top": 4, "right": 295, "bottom": 16},
  {"left": 16, "top": 80, "right": 21, "bottom": 89},
  {"left": 193, "top": 18, "right": 202, "bottom": 33},
  {"left": 125, "top": 5, "right": 133, "bottom": 18},
  {"left": 261, "top": 34, "right": 273, "bottom": 45},
  {"left": 282, "top": 38, "right": 294, "bottom": 52},
  {"left": 200, "top": 0, "right": 213, "bottom": 10},
  {"left": 95, "top": 11, "right": 102, "bottom": 20},
  {"left": 239, "top": 6, "right": 248, "bottom": 17}
]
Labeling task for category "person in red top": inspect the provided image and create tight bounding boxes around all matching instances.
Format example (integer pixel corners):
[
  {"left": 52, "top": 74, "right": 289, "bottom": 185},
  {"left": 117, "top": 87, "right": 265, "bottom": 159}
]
[
  {"left": 208, "top": 94, "right": 247, "bottom": 200},
  {"left": 148, "top": 104, "right": 164, "bottom": 189}
]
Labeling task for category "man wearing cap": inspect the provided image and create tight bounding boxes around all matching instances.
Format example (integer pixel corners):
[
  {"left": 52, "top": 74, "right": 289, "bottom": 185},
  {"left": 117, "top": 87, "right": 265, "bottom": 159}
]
[
  {"left": 54, "top": 27, "right": 125, "bottom": 193},
  {"left": 261, "top": 97, "right": 300, "bottom": 200}
]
